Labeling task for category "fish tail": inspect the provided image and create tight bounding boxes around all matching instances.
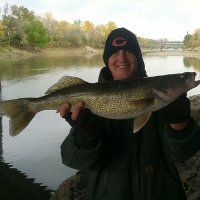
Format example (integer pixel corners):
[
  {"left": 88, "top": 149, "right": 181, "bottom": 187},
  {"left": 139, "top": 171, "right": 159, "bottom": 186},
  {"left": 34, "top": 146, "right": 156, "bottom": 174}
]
[{"left": 0, "top": 98, "right": 36, "bottom": 136}]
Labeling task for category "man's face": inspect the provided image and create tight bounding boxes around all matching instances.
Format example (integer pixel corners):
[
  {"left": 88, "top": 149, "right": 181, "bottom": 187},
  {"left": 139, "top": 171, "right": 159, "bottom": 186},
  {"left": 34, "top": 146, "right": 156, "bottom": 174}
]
[{"left": 108, "top": 50, "right": 139, "bottom": 80}]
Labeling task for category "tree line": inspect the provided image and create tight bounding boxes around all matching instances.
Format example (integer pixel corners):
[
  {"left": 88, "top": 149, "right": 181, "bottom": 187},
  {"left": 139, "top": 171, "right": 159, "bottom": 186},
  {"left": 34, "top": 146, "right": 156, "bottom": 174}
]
[
  {"left": 0, "top": 4, "right": 118, "bottom": 50},
  {"left": 183, "top": 29, "right": 200, "bottom": 50},
  {"left": 0, "top": 4, "right": 199, "bottom": 51}
]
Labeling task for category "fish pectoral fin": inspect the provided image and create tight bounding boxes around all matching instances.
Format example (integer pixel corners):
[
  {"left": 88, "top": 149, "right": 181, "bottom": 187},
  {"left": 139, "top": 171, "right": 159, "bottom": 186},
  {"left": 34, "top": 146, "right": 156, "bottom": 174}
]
[
  {"left": 45, "top": 76, "right": 88, "bottom": 95},
  {"left": 133, "top": 112, "right": 152, "bottom": 133}
]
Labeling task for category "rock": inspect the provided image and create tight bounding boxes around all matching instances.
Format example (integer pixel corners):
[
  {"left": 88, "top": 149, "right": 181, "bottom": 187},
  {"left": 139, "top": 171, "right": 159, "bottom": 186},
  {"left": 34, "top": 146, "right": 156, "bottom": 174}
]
[
  {"left": 50, "top": 171, "right": 87, "bottom": 200},
  {"left": 193, "top": 47, "right": 200, "bottom": 52},
  {"left": 190, "top": 94, "right": 200, "bottom": 126},
  {"left": 84, "top": 45, "right": 99, "bottom": 54},
  {"left": 188, "top": 191, "right": 200, "bottom": 200}
]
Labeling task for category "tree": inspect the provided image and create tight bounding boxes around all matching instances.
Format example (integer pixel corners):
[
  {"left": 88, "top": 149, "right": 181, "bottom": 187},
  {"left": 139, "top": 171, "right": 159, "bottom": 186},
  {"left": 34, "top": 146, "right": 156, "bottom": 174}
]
[
  {"left": 193, "top": 29, "right": 200, "bottom": 47},
  {"left": 2, "top": 5, "right": 35, "bottom": 47},
  {"left": 39, "top": 12, "right": 55, "bottom": 31},
  {"left": 69, "top": 19, "right": 85, "bottom": 47},
  {"left": 0, "top": 20, "right": 5, "bottom": 46},
  {"left": 183, "top": 34, "right": 193, "bottom": 49},
  {"left": 105, "top": 21, "right": 117, "bottom": 35},
  {"left": 39, "top": 12, "right": 57, "bottom": 42},
  {"left": 53, "top": 20, "right": 72, "bottom": 47},
  {"left": 25, "top": 19, "right": 48, "bottom": 48},
  {"left": 83, "top": 20, "right": 94, "bottom": 33},
  {"left": 183, "top": 28, "right": 200, "bottom": 49}
]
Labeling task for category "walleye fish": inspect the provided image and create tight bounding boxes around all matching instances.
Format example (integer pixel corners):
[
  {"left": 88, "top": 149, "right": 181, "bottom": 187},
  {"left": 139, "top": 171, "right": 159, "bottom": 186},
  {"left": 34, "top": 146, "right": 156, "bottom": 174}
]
[{"left": 0, "top": 72, "right": 199, "bottom": 136}]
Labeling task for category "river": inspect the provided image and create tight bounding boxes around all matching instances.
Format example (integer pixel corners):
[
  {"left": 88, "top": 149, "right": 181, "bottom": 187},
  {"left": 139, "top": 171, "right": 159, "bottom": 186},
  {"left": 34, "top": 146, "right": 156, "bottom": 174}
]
[{"left": 0, "top": 54, "right": 200, "bottom": 195}]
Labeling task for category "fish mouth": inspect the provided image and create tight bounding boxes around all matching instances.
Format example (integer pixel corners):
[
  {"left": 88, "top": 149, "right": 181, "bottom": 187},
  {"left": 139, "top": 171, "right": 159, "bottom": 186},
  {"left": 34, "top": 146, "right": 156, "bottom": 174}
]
[
  {"left": 193, "top": 73, "right": 200, "bottom": 87},
  {"left": 187, "top": 72, "right": 200, "bottom": 88}
]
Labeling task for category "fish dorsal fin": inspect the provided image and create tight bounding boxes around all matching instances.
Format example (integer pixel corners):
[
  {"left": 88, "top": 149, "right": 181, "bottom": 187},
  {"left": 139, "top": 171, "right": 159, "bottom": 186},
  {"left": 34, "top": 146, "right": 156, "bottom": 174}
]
[
  {"left": 45, "top": 76, "right": 87, "bottom": 95},
  {"left": 133, "top": 112, "right": 152, "bottom": 133}
]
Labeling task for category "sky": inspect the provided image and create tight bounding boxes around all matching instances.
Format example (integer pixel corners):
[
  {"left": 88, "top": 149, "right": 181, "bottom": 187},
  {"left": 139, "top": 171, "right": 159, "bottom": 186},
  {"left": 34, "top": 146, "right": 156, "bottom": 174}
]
[{"left": 0, "top": 0, "right": 200, "bottom": 41}]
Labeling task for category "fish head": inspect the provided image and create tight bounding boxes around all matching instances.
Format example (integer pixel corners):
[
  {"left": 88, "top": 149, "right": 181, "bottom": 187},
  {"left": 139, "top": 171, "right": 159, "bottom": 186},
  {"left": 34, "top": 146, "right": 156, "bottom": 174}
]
[
  {"left": 153, "top": 72, "right": 200, "bottom": 104},
  {"left": 182, "top": 72, "right": 200, "bottom": 90},
  {"left": 163, "top": 72, "right": 200, "bottom": 94}
]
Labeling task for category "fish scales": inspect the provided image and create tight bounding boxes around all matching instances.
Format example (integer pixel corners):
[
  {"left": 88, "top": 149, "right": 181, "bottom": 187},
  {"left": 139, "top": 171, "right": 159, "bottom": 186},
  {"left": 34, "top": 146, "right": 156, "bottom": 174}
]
[{"left": 31, "top": 80, "right": 153, "bottom": 119}]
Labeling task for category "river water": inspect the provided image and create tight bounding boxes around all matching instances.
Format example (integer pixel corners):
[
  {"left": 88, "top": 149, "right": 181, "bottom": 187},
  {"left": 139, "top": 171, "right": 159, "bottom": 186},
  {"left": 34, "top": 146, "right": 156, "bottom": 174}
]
[{"left": 0, "top": 54, "right": 200, "bottom": 193}]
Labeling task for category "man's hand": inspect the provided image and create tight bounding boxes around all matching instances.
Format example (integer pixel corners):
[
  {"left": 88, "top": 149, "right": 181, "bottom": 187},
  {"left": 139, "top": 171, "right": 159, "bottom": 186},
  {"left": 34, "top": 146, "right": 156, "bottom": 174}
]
[
  {"left": 58, "top": 101, "right": 101, "bottom": 149},
  {"left": 163, "top": 93, "right": 191, "bottom": 130},
  {"left": 59, "top": 101, "right": 85, "bottom": 122},
  {"left": 58, "top": 101, "right": 100, "bottom": 136}
]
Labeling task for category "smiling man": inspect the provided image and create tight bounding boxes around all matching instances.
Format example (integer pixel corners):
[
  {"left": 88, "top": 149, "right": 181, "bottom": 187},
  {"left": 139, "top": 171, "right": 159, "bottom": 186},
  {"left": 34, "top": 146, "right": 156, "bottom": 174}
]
[
  {"left": 107, "top": 49, "right": 138, "bottom": 80},
  {"left": 59, "top": 28, "right": 200, "bottom": 200},
  {"left": 102, "top": 28, "right": 146, "bottom": 80}
]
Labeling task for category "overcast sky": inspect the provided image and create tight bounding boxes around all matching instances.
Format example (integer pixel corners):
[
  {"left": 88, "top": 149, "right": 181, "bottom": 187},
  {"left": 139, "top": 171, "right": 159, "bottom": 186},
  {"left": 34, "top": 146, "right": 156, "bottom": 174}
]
[{"left": 1, "top": 0, "right": 200, "bottom": 41}]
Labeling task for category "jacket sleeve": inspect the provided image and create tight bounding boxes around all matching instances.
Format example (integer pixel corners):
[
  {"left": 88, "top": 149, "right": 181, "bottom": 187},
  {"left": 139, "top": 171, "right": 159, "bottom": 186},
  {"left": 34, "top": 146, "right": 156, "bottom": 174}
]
[
  {"left": 60, "top": 128, "right": 102, "bottom": 170},
  {"left": 163, "top": 117, "right": 200, "bottom": 162}
]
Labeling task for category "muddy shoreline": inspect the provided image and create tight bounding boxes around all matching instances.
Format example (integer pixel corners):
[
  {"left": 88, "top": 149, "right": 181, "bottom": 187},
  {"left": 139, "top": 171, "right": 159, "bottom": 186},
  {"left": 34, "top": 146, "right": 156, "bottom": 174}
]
[
  {"left": 0, "top": 47, "right": 88, "bottom": 60},
  {"left": 1, "top": 47, "right": 200, "bottom": 60}
]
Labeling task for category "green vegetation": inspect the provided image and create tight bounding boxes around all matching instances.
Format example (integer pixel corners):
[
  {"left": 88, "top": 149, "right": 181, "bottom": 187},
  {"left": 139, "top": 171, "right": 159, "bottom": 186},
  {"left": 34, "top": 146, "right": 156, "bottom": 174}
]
[
  {"left": 0, "top": 4, "right": 117, "bottom": 50},
  {"left": 0, "top": 4, "right": 199, "bottom": 51}
]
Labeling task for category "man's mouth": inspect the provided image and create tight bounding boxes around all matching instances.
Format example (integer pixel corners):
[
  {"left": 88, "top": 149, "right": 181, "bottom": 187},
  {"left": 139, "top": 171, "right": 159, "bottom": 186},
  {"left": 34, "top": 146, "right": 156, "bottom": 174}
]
[{"left": 118, "top": 65, "right": 129, "bottom": 69}]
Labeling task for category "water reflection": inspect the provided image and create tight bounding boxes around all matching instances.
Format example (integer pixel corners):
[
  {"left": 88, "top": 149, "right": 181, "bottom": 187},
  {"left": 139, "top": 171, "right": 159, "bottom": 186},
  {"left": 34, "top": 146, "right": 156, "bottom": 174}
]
[
  {"left": 0, "top": 54, "right": 103, "bottom": 80},
  {"left": 0, "top": 159, "right": 52, "bottom": 200},
  {"left": 183, "top": 57, "right": 200, "bottom": 71},
  {"left": 0, "top": 83, "right": 51, "bottom": 199}
]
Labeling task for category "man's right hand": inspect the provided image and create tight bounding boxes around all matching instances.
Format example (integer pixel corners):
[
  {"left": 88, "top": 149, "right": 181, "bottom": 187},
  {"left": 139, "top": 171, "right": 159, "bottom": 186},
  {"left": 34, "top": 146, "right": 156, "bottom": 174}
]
[
  {"left": 58, "top": 101, "right": 98, "bottom": 133},
  {"left": 58, "top": 101, "right": 101, "bottom": 148},
  {"left": 59, "top": 101, "right": 85, "bottom": 122}
]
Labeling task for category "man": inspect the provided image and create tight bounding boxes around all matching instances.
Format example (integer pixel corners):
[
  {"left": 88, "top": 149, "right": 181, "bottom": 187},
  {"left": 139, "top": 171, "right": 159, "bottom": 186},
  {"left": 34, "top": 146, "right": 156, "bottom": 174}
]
[{"left": 59, "top": 28, "right": 200, "bottom": 200}]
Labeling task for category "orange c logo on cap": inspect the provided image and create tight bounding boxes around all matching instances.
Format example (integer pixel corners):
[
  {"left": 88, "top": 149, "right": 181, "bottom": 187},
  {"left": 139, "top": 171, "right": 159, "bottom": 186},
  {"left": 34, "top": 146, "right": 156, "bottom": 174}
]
[{"left": 112, "top": 37, "right": 127, "bottom": 46}]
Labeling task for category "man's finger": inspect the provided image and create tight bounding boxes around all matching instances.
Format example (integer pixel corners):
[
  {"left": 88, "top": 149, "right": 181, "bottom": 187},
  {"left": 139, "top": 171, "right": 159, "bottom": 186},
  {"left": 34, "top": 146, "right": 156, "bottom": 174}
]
[
  {"left": 59, "top": 102, "right": 71, "bottom": 118},
  {"left": 71, "top": 101, "right": 85, "bottom": 121}
]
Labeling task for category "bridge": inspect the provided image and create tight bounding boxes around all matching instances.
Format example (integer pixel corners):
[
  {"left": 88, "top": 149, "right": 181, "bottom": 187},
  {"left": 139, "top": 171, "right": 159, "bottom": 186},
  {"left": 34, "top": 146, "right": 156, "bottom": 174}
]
[
  {"left": 147, "top": 41, "right": 184, "bottom": 50},
  {"left": 160, "top": 41, "right": 183, "bottom": 49}
]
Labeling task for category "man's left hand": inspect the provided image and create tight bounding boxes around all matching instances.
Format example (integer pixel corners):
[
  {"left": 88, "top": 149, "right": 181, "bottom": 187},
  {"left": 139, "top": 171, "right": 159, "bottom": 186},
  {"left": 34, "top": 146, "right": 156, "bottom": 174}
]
[{"left": 163, "top": 93, "right": 191, "bottom": 130}]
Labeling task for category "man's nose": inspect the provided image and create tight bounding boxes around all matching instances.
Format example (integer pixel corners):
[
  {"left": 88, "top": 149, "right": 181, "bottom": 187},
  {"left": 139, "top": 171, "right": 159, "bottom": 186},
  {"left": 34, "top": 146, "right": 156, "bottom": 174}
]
[{"left": 118, "top": 50, "right": 127, "bottom": 60}]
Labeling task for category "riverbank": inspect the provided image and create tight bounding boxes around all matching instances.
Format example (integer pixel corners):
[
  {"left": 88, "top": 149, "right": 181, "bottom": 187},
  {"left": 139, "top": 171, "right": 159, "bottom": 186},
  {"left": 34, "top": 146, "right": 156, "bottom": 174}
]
[
  {"left": 1, "top": 47, "right": 200, "bottom": 60},
  {"left": 143, "top": 49, "right": 200, "bottom": 58},
  {"left": 0, "top": 47, "right": 89, "bottom": 60}
]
